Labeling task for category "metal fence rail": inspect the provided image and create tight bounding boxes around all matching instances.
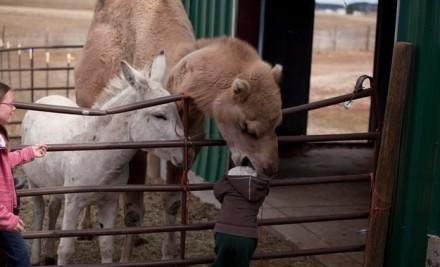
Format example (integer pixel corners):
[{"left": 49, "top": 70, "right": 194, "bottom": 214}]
[
  {"left": 1, "top": 45, "right": 378, "bottom": 266},
  {"left": 18, "top": 173, "right": 370, "bottom": 196},
  {"left": 34, "top": 245, "right": 366, "bottom": 267},
  {"left": 23, "top": 210, "right": 369, "bottom": 239}
]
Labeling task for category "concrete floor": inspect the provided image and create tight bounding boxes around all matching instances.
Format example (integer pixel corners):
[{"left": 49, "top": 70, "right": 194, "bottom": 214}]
[
  {"left": 267, "top": 144, "right": 373, "bottom": 267},
  {"left": 191, "top": 144, "right": 374, "bottom": 267}
]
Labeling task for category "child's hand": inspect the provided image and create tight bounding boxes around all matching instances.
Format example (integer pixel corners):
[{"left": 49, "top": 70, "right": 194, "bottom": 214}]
[
  {"left": 13, "top": 218, "right": 25, "bottom": 232},
  {"left": 32, "top": 144, "right": 47, "bottom": 158}
]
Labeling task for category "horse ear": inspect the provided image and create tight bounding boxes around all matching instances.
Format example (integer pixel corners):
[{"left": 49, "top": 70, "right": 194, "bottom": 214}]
[
  {"left": 121, "top": 60, "right": 145, "bottom": 89},
  {"left": 149, "top": 51, "right": 166, "bottom": 83},
  {"left": 272, "top": 64, "right": 283, "bottom": 84},
  {"left": 231, "top": 78, "right": 250, "bottom": 102},
  {"left": 120, "top": 60, "right": 141, "bottom": 89},
  {"left": 95, "top": 0, "right": 105, "bottom": 12}
]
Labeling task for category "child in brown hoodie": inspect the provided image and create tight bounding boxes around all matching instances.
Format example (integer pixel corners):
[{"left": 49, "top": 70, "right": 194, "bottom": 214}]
[{"left": 211, "top": 166, "right": 270, "bottom": 267}]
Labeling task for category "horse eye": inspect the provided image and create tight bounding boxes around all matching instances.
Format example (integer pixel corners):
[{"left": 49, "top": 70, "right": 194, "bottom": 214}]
[{"left": 153, "top": 114, "right": 167, "bottom": 120}]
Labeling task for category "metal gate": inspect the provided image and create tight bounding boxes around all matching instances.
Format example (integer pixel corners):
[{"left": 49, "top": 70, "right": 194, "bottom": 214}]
[{"left": 0, "top": 44, "right": 379, "bottom": 266}]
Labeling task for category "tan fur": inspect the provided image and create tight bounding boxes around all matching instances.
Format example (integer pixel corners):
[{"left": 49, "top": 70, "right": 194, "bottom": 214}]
[
  {"left": 166, "top": 37, "right": 282, "bottom": 173},
  {"left": 75, "top": 0, "right": 195, "bottom": 107}
]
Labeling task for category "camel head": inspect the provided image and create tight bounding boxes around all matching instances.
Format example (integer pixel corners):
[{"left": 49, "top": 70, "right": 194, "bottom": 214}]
[{"left": 212, "top": 62, "right": 283, "bottom": 178}]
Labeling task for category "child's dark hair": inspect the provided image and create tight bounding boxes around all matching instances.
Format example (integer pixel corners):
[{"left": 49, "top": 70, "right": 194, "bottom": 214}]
[{"left": 0, "top": 82, "right": 11, "bottom": 142}]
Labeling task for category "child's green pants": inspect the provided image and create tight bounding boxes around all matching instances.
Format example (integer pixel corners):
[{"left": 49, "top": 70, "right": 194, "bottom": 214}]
[{"left": 211, "top": 232, "right": 257, "bottom": 267}]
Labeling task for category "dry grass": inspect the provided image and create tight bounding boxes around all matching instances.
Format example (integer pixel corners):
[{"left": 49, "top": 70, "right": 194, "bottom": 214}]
[
  {"left": 308, "top": 50, "right": 373, "bottom": 134},
  {"left": 16, "top": 170, "right": 323, "bottom": 267},
  {"left": 315, "top": 12, "right": 376, "bottom": 30}
]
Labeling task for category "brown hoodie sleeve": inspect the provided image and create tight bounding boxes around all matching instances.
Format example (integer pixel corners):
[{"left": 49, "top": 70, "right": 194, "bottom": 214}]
[{"left": 213, "top": 178, "right": 232, "bottom": 203}]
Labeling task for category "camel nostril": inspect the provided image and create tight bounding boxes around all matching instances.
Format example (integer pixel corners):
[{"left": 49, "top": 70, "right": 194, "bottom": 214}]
[
  {"left": 263, "top": 168, "right": 273, "bottom": 178},
  {"left": 240, "top": 157, "right": 252, "bottom": 167}
]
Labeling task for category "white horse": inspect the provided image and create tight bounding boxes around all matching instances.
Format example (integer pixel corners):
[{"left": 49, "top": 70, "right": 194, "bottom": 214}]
[{"left": 21, "top": 53, "right": 184, "bottom": 265}]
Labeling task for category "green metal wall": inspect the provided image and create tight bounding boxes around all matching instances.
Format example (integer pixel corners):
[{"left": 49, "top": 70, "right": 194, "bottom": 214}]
[
  {"left": 385, "top": 0, "right": 440, "bottom": 266},
  {"left": 181, "top": 0, "right": 235, "bottom": 182}
]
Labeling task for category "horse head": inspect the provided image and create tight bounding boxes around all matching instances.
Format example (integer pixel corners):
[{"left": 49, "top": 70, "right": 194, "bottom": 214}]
[{"left": 119, "top": 52, "right": 184, "bottom": 167}]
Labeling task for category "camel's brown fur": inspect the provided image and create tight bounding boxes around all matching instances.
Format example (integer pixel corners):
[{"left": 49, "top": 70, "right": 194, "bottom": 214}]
[{"left": 75, "top": 0, "right": 195, "bottom": 107}]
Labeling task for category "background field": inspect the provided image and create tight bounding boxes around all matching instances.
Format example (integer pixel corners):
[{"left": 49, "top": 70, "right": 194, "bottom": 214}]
[{"left": 0, "top": 1, "right": 375, "bottom": 266}]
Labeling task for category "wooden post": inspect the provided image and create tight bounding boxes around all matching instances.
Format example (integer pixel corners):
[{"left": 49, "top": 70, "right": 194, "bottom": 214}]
[
  {"left": 363, "top": 42, "right": 413, "bottom": 267},
  {"left": 366, "top": 25, "right": 371, "bottom": 51}
]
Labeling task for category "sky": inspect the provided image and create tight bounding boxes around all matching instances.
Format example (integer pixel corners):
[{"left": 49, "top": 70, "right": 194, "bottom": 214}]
[{"left": 316, "top": 0, "right": 378, "bottom": 4}]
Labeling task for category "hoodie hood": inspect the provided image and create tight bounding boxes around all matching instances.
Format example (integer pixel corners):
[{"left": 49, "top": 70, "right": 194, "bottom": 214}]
[{"left": 225, "top": 175, "right": 269, "bottom": 202}]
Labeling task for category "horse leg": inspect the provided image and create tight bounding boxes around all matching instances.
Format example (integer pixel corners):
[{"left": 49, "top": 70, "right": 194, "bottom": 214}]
[
  {"left": 120, "top": 150, "right": 146, "bottom": 262},
  {"left": 120, "top": 188, "right": 145, "bottom": 263},
  {"left": 96, "top": 199, "right": 118, "bottom": 263},
  {"left": 161, "top": 161, "right": 182, "bottom": 260},
  {"left": 45, "top": 196, "right": 62, "bottom": 264},
  {"left": 57, "top": 195, "right": 82, "bottom": 265},
  {"left": 77, "top": 206, "right": 94, "bottom": 240},
  {"left": 120, "top": 232, "right": 133, "bottom": 263},
  {"left": 30, "top": 194, "right": 44, "bottom": 265}
]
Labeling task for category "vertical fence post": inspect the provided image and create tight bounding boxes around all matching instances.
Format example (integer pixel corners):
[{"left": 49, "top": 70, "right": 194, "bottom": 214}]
[
  {"left": 180, "top": 95, "right": 190, "bottom": 261},
  {"left": 0, "top": 39, "right": 3, "bottom": 81},
  {"left": 46, "top": 51, "right": 50, "bottom": 95},
  {"left": 29, "top": 48, "right": 34, "bottom": 102},
  {"left": 6, "top": 41, "right": 10, "bottom": 85},
  {"left": 363, "top": 42, "right": 413, "bottom": 267},
  {"left": 66, "top": 53, "right": 71, "bottom": 98},
  {"left": 17, "top": 44, "right": 22, "bottom": 89},
  {"left": 366, "top": 25, "right": 371, "bottom": 51},
  {"left": 45, "top": 31, "right": 49, "bottom": 46},
  {"left": 332, "top": 25, "right": 338, "bottom": 51},
  {"left": 1, "top": 26, "right": 4, "bottom": 81}
]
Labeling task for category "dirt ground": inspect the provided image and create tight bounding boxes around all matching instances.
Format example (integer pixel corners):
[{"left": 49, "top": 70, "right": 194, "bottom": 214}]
[
  {"left": 308, "top": 50, "right": 373, "bottom": 134},
  {"left": 1, "top": 3, "right": 375, "bottom": 266}
]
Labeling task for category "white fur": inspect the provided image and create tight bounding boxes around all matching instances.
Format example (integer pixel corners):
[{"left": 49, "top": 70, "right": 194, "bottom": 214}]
[
  {"left": 227, "top": 166, "right": 257, "bottom": 176},
  {"left": 22, "top": 54, "right": 183, "bottom": 265}
]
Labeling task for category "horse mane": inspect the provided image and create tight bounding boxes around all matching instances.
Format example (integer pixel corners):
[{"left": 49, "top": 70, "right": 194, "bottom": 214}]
[{"left": 92, "top": 74, "right": 131, "bottom": 109}]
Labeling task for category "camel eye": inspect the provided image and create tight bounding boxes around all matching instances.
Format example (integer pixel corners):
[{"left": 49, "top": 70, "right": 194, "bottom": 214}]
[
  {"left": 239, "top": 121, "right": 248, "bottom": 132},
  {"left": 240, "top": 121, "right": 258, "bottom": 139},
  {"left": 153, "top": 113, "right": 167, "bottom": 120}
]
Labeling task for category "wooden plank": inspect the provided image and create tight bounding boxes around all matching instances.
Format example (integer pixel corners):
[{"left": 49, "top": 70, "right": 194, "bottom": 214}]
[{"left": 363, "top": 42, "right": 413, "bottom": 267}]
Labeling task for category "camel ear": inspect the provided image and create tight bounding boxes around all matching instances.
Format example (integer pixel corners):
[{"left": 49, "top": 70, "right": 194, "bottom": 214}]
[
  {"left": 231, "top": 78, "right": 250, "bottom": 102},
  {"left": 272, "top": 64, "right": 283, "bottom": 84}
]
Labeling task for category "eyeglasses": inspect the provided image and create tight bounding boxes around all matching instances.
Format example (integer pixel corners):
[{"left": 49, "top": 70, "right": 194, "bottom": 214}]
[{"left": 0, "top": 103, "right": 16, "bottom": 110}]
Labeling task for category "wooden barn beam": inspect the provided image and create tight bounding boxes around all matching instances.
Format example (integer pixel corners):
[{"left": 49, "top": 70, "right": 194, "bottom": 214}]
[{"left": 364, "top": 42, "right": 413, "bottom": 267}]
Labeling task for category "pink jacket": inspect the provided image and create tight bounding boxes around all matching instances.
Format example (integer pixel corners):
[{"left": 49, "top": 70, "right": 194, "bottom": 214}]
[{"left": 0, "top": 146, "right": 34, "bottom": 231}]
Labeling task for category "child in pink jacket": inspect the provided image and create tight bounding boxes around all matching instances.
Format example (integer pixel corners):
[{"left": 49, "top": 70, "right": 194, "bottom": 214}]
[{"left": 0, "top": 82, "right": 47, "bottom": 267}]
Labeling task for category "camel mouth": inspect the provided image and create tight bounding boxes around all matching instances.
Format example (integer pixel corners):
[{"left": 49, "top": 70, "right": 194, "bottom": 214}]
[{"left": 239, "top": 157, "right": 255, "bottom": 170}]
